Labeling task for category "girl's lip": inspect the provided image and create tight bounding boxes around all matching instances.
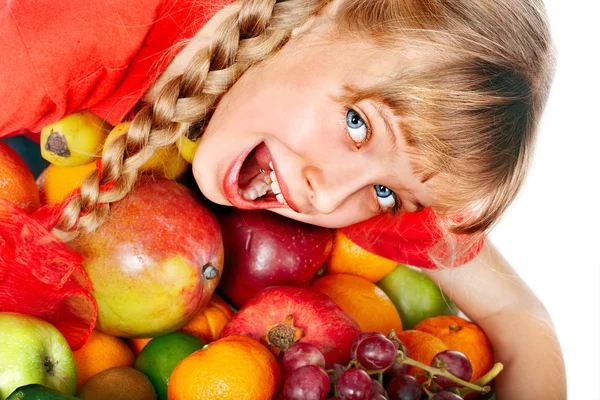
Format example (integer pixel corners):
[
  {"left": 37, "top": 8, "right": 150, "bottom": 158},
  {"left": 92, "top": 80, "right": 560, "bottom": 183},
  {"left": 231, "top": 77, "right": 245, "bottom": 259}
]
[{"left": 223, "top": 141, "right": 301, "bottom": 213}]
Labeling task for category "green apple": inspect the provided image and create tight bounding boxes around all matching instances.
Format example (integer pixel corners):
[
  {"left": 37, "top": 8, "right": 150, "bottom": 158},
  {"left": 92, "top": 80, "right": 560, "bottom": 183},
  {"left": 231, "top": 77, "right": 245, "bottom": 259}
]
[
  {"left": 0, "top": 313, "right": 77, "bottom": 400},
  {"left": 376, "top": 264, "right": 458, "bottom": 329}
]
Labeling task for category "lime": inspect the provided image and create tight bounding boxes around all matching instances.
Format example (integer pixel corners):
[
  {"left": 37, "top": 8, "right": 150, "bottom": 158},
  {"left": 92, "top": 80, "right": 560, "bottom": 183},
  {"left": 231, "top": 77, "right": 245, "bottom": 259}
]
[
  {"left": 134, "top": 332, "right": 205, "bottom": 400},
  {"left": 377, "top": 264, "right": 458, "bottom": 329}
]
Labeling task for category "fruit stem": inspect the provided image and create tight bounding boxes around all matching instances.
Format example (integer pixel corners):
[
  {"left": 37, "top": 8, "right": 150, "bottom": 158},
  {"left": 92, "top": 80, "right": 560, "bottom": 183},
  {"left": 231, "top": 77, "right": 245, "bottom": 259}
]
[
  {"left": 398, "top": 355, "right": 490, "bottom": 394},
  {"left": 458, "top": 362, "right": 504, "bottom": 397}
]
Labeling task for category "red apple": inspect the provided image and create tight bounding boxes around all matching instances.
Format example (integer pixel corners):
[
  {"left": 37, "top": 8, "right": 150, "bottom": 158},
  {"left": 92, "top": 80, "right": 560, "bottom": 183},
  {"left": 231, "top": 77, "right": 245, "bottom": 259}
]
[
  {"left": 220, "top": 286, "right": 361, "bottom": 366},
  {"left": 69, "top": 177, "right": 223, "bottom": 338},
  {"left": 217, "top": 209, "right": 333, "bottom": 308}
]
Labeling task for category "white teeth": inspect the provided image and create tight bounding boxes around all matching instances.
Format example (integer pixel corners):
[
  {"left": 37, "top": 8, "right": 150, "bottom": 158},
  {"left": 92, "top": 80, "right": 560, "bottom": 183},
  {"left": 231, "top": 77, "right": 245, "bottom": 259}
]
[
  {"left": 243, "top": 188, "right": 259, "bottom": 200},
  {"left": 271, "top": 180, "right": 281, "bottom": 195},
  {"left": 276, "top": 193, "right": 287, "bottom": 205},
  {"left": 269, "top": 161, "right": 274, "bottom": 169},
  {"left": 241, "top": 161, "right": 288, "bottom": 206}
]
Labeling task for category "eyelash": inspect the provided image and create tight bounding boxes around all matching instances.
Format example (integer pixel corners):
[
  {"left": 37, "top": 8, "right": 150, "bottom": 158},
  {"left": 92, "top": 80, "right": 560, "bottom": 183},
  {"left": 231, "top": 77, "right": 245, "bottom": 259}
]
[{"left": 340, "top": 106, "right": 402, "bottom": 216}]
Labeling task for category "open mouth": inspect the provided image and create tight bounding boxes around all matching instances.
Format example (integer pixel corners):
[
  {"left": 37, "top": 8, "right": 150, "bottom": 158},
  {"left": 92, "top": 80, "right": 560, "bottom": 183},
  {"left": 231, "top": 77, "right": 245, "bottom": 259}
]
[{"left": 224, "top": 142, "right": 296, "bottom": 211}]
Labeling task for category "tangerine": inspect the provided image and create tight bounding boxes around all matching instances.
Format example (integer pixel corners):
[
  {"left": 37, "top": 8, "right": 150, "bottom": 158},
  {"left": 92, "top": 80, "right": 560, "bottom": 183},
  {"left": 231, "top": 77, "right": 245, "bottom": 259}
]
[
  {"left": 0, "top": 141, "right": 40, "bottom": 213},
  {"left": 179, "top": 294, "right": 235, "bottom": 343},
  {"left": 128, "top": 337, "right": 153, "bottom": 357},
  {"left": 326, "top": 230, "right": 397, "bottom": 282},
  {"left": 413, "top": 315, "right": 494, "bottom": 381},
  {"left": 311, "top": 274, "right": 403, "bottom": 334},
  {"left": 168, "top": 335, "right": 281, "bottom": 400},
  {"left": 37, "top": 162, "right": 97, "bottom": 205},
  {"left": 395, "top": 330, "right": 449, "bottom": 381},
  {"left": 73, "top": 330, "right": 135, "bottom": 389}
]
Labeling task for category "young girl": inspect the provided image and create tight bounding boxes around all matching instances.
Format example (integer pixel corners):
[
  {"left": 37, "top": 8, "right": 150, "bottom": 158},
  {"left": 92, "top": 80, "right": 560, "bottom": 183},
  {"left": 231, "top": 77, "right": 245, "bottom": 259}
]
[{"left": 1, "top": 0, "right": 566, "bottom": 398}]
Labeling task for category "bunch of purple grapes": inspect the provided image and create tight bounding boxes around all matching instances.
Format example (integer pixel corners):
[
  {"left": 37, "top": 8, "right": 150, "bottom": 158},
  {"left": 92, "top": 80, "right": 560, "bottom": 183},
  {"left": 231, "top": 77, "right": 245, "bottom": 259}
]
[{"left": 281, "top": 331, "right": 480, "bottom": 400}]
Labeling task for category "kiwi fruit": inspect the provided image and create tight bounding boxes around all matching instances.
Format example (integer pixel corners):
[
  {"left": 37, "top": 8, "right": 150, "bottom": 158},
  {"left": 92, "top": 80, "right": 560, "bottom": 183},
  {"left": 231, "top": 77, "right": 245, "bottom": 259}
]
[{"left": 76, "top": 366, "right": 157, "bottom": 400}]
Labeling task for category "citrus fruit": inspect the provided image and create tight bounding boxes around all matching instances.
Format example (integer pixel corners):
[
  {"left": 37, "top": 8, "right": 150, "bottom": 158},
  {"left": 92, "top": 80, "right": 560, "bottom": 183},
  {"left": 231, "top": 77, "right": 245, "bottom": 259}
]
[
  {"left": 128, "top": 337, "right": 153, "bottom": 357},
  {"left": 395, "top": 330, "right": 449, "bottom": 381},
  {"left": 310, "top": 274, "right": 403, "bottom": 334},
  {"left": 72, "top": 330, "right": 135, "bottom": 389},
  {"left": 37, "top": 162, "right": 97, "bottom": 205},
  {"left": 414, "top": 315, "right": 494, "bottom": 381},
  {"left": 179, "top": 294, "right": 235, "bottom": 343},
  {"left": 0, "top": 141, "right": 40, "bottom": 212},
  {"left": 325, "top": 230, "right": 397, "bottom": 282},
  {"left": 134, "top": 332, "right": 205, "bottom": 400},
  {"left": 168, "top": 335, "right": 281, "bottom": 400},
  {"left": 76, "top": 366, "right": 157, "bottom": 400},
  {"left": 6, "top": 384, "right": 79, "bottom": 400},
  {"left": 377, "top": 264, "right": 458, "bottom": 329}
]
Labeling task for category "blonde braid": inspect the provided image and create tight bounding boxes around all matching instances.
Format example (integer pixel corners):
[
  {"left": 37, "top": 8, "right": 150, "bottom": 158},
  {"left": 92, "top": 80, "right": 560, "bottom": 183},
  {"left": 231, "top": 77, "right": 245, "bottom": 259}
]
[{"left": 53, "top": 0, "right": 329, "bottom": 241}]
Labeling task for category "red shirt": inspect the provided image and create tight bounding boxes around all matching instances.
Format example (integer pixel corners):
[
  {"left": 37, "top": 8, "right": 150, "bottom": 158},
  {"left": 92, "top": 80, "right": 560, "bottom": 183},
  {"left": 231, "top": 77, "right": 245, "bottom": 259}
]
[
  {"left": 0, "top": 0, "right": 232, "bottom": 137},
  {"left": 0, "top": 0, "right": 482, "bottom": 269}
]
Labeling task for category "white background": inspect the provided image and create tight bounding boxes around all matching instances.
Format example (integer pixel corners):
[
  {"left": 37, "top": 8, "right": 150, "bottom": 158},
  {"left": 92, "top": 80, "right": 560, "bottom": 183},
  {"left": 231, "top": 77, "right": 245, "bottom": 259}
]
[{"left": 488, "top": 1, "right": 600, "bottom": 399}]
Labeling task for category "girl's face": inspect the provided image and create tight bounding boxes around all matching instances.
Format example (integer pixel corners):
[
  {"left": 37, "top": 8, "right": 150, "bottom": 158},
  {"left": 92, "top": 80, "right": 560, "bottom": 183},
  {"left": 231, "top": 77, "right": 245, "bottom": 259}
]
[{"left": 193, "top": 36, "right": 430, "bottom": 228}]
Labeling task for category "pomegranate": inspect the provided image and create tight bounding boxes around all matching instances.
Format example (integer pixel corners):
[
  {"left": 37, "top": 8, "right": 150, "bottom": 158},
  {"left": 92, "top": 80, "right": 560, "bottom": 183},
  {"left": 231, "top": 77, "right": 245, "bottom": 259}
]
[{"left": 221, "top": 286, "right": 361, "bottom": 366}]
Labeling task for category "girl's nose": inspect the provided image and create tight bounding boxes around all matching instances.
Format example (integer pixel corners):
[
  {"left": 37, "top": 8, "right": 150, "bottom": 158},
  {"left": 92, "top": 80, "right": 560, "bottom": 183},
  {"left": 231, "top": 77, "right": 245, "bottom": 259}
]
[{"left": 302, "top": 165, "right": 365, "bottom": 215}]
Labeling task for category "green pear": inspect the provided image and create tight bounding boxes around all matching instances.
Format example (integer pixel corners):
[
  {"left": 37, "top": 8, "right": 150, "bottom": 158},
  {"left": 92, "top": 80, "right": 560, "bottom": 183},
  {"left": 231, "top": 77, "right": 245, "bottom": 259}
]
[{"left": 376, "top": 264, "right": 458, "bottom": 329}]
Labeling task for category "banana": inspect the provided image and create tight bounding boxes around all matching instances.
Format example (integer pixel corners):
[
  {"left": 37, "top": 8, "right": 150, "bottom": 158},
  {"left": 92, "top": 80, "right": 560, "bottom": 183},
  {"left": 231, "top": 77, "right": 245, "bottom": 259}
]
[
  {"left": 40, "top": 111, "right": 112, "bottom": 167},
  {"left": 176, "top": 123, "right": 204, "bottom": 163},
  {"left": 104, "top": 122, "right": 188, "bottom": 180}
]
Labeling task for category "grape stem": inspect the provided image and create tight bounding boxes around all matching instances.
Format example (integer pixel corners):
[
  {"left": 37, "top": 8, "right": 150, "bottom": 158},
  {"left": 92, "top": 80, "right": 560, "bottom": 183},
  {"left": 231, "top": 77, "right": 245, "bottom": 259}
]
[
  {"left": 387, "top": 330, "right": 492, "bottom": 394},
  {"left": 458, "top": 362, "right": 504, "bottom": 397}
]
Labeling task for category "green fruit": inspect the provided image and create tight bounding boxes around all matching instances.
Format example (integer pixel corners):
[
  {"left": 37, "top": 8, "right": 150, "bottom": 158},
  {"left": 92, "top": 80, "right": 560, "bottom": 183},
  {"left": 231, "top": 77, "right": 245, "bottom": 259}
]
[
  {"left": 76, "top": 367, "right": 157, "bottom": 400},
  {"left": 134, "top": 332, "right": 205, "bottom": 400},
  {"left": 377, "top": 264, "right": 458, "bottom": 329},
  {"left": 6, "top": 384, "right": 78, "bottom": 400},
  {"left": 0, "top": 313, "right": 77, "bottom": 400}
]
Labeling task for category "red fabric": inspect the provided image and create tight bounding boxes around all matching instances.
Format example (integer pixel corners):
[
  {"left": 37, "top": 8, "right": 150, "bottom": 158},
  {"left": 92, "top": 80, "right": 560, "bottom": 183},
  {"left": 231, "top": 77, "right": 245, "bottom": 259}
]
[
  {"left": 0, "top": 198, "right": 97, "bottom": 350},
  {"left": 341, "top": 208, "right": 485, "bottom": 269},
  {"left": 0, "top": 0, "right": 230, "bottom": 348},
  {"left": 0, "top": 0, "right": 233, "bottom": 139}
]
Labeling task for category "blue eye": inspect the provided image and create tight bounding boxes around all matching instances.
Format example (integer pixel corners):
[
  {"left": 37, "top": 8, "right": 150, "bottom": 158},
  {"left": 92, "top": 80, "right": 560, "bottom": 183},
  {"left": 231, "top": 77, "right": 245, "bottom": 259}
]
[
  {"left": 346, "top": 109, "right": 368, "bottom": 144},
  {"left": 374, "top": 184, "right": 396, "bottom": 210}
]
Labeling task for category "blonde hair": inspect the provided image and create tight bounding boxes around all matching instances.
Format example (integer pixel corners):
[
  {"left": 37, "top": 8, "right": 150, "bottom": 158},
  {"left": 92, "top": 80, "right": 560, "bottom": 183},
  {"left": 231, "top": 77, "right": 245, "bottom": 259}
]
[{"left": 55, "top": 0, "right": 555, "bottom": 253}]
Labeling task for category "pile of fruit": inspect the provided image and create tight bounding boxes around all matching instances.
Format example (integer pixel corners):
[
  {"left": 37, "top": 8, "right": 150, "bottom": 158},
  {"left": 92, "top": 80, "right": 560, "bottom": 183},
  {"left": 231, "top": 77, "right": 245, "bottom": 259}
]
[{"left": 0, "top": 113, "right": 501, "bottom": 400}]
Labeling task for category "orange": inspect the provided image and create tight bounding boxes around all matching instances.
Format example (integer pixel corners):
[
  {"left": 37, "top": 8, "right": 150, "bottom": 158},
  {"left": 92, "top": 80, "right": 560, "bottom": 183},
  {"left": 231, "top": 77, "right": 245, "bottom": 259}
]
[
  {"left": 128, "top": 337, "right": 153, "bottom": 357},
  {"left": 414, "top": 315, "right": 494, "bottom": 381},
  {"left": 395, "top": 330, "right": 449, "bottom": 381},
  {"left": 37, "top": 161, "right": 97, "bottom": 205},
  {"left": 168, "top": 335, "right": 281, "bottom": 400},
  {"left": 73, "top": 330, "right": 135, "bottom": 389},
  {"left": 179, "top": 294, "right": 235, "bottom": 343},
  {"left": 326, "top": 230, "right": 397, "bottom": 282},
  {"left": 0, "top": 141, "right": 40, "bottom": 213},
  {"left": 311, "top": 274, "right": 403, "bottom": 334}
]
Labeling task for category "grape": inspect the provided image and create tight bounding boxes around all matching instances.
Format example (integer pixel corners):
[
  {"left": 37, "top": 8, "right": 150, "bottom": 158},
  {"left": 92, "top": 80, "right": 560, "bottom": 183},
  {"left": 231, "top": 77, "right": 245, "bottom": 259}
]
[
  {"left": 368, "top": 395, "right": 387, "bottom": 400},
  {"left": 386, "top": 360, "right": 410, "bottom": 378},
  {"left": 370, "top": 379, "right": 386, "bottom": 396},
  {"left": 336, "top": 368, "right": 373, "bottom": 400},
  {"left": 430, "top": 391, "right": 464, "bottom": 399},
  {"left": 350, "top": 332, "right": 387, "bottom": 360},
  {"left": 284, "top": 365, "right": 331, "bottom": 400},
  {"left": 431, "top": 350, "right": 473, "bottom": 388},
  {"left": 329, "top": 363, "right": 345, "bottom": 385},
  {"left": 283, "top": 342, "right": 326, "bottom": 375},
  {"left": 356, "top": 335, "right": 397, "bottom": 370},
  {"left": 386, "top": 374, "right": 421, "bottom": 400}
]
